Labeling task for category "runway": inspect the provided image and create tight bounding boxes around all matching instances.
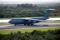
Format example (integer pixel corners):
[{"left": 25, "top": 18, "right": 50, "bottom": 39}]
[
  {"left": 0, "top": 22, "right": 60, "bottom": 30},
  {"left": 0, "top": 18, "right": 60, "bottom": 30}
]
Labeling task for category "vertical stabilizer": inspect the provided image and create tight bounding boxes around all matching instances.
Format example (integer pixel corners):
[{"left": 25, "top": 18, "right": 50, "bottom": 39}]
[{"left": 43, "top": 9, "right": 55, "bottom": 17}]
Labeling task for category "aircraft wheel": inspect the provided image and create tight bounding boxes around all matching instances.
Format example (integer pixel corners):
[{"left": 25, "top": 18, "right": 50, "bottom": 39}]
[
  {"left": 24, "top": 24, "right": 26, "bottom": 26},
  {"left": 27, "top": 24, "right": 30, "bottom": 26},
  {"left": 31, "top": 24, "right": 33, "bottom": 26},
  {"left": 15, "top": 24, "right": 17, "bottom": 26},
  {"left": 27, "top": 24, "right": 33, "bottom": 26}
]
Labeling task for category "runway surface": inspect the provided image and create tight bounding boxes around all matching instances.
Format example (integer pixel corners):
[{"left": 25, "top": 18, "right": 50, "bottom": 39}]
[
  {"left": 0, "top": 18, "right": 60, "bottom": 30},
  {"left": 0, "top": 22, "right": 60, "bottom": 30}
]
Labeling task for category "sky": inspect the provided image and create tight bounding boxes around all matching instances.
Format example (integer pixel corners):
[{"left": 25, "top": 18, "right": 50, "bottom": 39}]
[{"left": 0, "top": 0, "right": 60, "bottom": 4}]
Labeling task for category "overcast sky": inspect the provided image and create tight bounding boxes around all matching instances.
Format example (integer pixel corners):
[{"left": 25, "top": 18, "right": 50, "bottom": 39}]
[{"left": 0, "top": 0, "right": 60, "bottom": 4}]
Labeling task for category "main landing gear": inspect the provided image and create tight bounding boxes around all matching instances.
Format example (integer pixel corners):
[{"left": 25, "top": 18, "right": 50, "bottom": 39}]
[
  {"left": 14, "top": 24, "right": 34, "bottom": 26},
  {"left": 24, "top": 24, "right": 33, "bottom": 26}
]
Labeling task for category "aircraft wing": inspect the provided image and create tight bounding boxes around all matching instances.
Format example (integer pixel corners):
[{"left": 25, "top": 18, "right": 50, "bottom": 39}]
[{"left": 20, "top": 18, "right": 47, "bottom": 22}]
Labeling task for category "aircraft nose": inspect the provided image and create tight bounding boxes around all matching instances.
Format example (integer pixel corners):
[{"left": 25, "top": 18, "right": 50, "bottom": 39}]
[
  {"left": 9, "top": 20, "right": 11, "bottom": 23},
  {"left": 9, "top": 20, "right": 12, "bottom": 23}
]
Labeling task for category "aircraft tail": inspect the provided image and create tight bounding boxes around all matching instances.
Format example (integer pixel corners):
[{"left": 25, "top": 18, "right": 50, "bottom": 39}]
[
  {"left": 43, "top": 9, "right": 55, "bottom": 19},
  {"left": 32, "top": 9, "right": 55, "bottom": 20}
]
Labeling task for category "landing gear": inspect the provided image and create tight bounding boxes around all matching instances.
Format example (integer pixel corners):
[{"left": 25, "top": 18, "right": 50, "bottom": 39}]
[
  {"left": 26, "top": 24, "right": 33, "bottom": 26},
  {"left": 14, "top": 24, "right": 17, "bottom": 26},
  {"left": 24, "top": 24, "right": 27, "bottom": 26},
  {"left": 27, "top": 24, "right": 30, "bottom": 26},
  {"left": 31, "top": 24, "right": 33, "bottom": 26},
  {"left": 14, "top": 24, "right": 34, "bottom": 26},
  {"left": 24, "top": 24, "right": 30, "bottom": 26}
]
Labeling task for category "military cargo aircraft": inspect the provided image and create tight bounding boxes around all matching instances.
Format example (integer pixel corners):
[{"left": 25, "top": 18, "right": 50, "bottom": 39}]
[{"left": 9, "top": 9, "right": 55, "bottom": 26}]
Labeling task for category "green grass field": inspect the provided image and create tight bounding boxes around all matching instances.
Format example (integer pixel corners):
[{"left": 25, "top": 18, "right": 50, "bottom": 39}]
[{"left": 0, "top": 27, "right": 60, "bottom": 34}]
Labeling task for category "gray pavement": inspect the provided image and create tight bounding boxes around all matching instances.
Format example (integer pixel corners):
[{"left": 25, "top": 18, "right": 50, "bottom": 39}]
[{"left": 0, "top": 21, "right": 60, "bottom": 30}]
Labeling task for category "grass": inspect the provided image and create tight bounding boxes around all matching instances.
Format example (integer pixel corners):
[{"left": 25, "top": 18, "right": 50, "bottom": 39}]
[
  {"left": 0, "top": 22, "right": 10, "bottom": 25},
  {"left": 0, "top": 18, "right": 11, "bottom": 20},
  {"left": 0, "top": 27, "right": 60, "bottom": 34}
]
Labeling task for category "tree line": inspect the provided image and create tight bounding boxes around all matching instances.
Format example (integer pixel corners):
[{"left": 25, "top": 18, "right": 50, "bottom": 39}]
[
  {"left": 0, "top": 29, "right": 60, "bottom": 40},
  {"left": 0, "top": 4, "right": 60, "bottom": 18}
]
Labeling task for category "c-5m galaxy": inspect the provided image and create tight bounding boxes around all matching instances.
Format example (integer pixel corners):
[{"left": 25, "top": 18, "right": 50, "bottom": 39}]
[{"left": 9, "top": 8, "right": 55, "bottom": 26}]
